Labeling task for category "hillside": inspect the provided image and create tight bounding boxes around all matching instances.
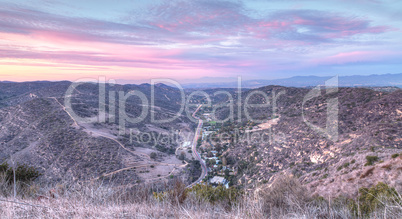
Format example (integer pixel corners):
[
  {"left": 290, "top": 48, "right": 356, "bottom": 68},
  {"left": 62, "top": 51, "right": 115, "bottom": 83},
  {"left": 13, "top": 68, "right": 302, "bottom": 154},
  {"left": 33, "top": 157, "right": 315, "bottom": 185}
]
[
  {"left": 0, "top": 81, "right": 400, "bottom": 198},
  {"left": 0, "top": 81, "right": 195, "bottom": 185},
  {"left": 213, "top": 86, "right": 401, "bottom": 198}
]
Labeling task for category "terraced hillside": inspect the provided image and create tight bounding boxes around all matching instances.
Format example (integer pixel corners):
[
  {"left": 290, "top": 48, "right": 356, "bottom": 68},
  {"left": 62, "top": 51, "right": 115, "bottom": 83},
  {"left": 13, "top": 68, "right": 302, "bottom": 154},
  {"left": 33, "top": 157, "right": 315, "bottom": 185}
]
[{"left": 0, "top": 81, "right": 194, "bottom": 185}]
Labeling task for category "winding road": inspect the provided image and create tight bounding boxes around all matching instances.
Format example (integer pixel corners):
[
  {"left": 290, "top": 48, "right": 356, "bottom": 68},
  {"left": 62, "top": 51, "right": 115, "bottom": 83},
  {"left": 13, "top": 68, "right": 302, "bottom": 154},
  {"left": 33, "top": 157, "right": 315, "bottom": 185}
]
[{"left": 187, "top": 105, "right": 208, "bottom": 188}]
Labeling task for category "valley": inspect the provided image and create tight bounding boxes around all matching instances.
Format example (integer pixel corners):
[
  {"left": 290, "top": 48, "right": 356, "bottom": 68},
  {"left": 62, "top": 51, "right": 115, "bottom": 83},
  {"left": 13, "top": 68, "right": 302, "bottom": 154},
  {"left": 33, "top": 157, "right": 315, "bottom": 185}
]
[{"left": 0, "top": 81, "right": 400, "bottom": 201}]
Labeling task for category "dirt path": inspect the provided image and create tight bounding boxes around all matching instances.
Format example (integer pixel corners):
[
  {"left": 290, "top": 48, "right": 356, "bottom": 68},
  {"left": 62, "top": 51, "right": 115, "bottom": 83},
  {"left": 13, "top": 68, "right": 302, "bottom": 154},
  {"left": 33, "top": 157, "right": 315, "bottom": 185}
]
[
  {"left": 49, "top": 97, "right": 150, "bottom": 159},
  {"left": 94, "top": 130, "right": 150, "bottom": 160},
  {"left": 91, "top": 162, "right": 183, "bottom": 181},
  {"left": 49, "top": 97, "right": 79, "bottom": 128},
  {"left": 49, "top": 96, "right": 186, "bottom": 183}
]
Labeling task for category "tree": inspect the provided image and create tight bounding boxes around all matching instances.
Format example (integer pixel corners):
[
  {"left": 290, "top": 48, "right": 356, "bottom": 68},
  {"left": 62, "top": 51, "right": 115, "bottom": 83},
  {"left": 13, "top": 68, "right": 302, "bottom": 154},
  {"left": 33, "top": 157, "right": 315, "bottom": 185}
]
[
  {"left": 150, "top": 152, "right": 157, "bottom": 159},
  {"left": 222, "top": 157, "right": 227, "bottom": 166},
  {"left": 215, "top": 143, "right": 222, "bottom": 152},
  {"left": 179, "top": 152, "right": 186, "bottom": 160},
  {"left": 224, "top": 168, "right": 230, "bottom": 177},
  {"left": 207, "top": 159, "right": 215, "bottom": 167}
]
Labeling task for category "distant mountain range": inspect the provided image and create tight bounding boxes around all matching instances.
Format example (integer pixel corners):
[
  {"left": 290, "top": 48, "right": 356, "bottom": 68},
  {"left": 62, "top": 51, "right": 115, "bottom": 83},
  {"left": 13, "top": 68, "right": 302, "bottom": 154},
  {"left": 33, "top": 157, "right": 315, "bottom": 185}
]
[
  {"left": 2, "top": 73, "right": 401, "bottom": 89},
  {"left": 182, "top": 73, "right": 402, "bottom": 88}
]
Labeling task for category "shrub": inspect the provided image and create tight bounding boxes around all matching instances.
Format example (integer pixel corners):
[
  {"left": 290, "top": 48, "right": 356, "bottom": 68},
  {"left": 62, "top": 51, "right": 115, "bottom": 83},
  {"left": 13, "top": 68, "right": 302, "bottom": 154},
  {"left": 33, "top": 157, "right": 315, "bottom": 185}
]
[
  {"left": 391, "top": 153, "right": 399, "bottom": 159},
  {"left": 153, "top": 179, "right": 187, "bottom": 205},
  {"left": 350, "top": 182, "right": 401, "bottom": 216},
  {"left": 178, "top": 152, "right": 186, "bottom": 160},
  {"left": 259, "top": 175, "right": 308, "bottom": 214},
  {"left": 360, "top": 167, "right": 375, "bottom": 179},
  {"left": 338, "top": 162, "right": 350, "bottom": 171},
  {"left": 113, "top": 183, "right": 153, "bottom": 203},
  {"left": 169, "top": 179, "right": 187, "bottom": 205},
  {"left": 0, "top": 162, "right": 41, "bottom": 184},
  {"left": 381, "top": 164, "right": 392, "bottom": 170},
  {"left": 150, "top": 152, "right": 157, "bottom": 159},
  {"left": 365, "top": 156, "right": 379, "bottom": 166},
  {"left": 187, "top": 183, "right": 242, "bottom": 208}
]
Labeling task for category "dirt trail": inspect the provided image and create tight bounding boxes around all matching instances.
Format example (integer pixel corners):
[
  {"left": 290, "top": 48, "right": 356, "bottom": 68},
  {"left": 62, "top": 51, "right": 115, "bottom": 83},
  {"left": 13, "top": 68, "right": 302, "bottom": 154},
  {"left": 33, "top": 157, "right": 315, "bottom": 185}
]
[
  {"left": 91, "top": 162, "right": 182, "bottom": 181},
  {"left": 49, "top": 97, "right": 79, "bottom": 127},
  {"left": 49, "top": 97, "right": 150, "bottom": 159},
  {"left": 93, "top": 130, "right": 150, "bottom": 160},
  {"left": 48, "top": 96, "right": 185, "bottom": 182}
]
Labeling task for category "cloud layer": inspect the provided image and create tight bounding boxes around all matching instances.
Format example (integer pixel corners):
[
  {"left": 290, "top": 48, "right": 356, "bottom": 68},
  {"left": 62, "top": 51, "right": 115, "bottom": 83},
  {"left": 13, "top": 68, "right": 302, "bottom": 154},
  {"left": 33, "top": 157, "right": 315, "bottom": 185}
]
[{"left": 0, "top": 0, "right": 401, "bottom": 82}]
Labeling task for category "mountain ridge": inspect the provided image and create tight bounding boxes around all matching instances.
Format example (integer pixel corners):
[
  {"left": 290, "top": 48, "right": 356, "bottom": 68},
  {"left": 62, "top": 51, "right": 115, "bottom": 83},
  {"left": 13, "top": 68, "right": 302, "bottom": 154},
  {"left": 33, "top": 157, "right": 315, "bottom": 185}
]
[{"left": 182, "top": 73, "right": 402, "bottom": 88}]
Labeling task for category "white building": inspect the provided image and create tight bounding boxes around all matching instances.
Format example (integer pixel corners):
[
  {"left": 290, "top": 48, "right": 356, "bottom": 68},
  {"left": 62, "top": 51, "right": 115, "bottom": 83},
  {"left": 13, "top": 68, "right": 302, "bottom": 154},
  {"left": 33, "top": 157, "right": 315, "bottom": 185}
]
[
  {"left": 209, "top": 176, "right": 229, "bottom": 188},
  {"left": 202, "top": 131, "right": 214, "bottom": 140},
  {"left": 182, "top": 141, "right": 191, "bottom": 148}
]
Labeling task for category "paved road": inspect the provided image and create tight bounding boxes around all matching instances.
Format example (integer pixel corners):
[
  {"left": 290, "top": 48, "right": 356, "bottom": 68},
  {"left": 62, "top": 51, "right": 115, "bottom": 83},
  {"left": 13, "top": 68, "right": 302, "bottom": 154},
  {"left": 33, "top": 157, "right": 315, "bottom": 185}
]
[{"left": 187, "top": 105, "right": 208, "bottom": 188}]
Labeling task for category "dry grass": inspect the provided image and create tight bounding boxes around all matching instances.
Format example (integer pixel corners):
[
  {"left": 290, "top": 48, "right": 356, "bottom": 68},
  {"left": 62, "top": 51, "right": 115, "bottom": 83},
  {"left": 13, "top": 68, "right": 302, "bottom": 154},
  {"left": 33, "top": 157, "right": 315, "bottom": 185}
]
[{"left": 0, "top": 175, "right": 401, "bottom": 218}]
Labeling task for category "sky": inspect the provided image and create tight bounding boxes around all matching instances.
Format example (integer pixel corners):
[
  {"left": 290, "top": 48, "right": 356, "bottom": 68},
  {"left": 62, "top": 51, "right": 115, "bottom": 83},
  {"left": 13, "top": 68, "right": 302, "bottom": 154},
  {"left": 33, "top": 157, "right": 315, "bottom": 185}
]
[{"left": 0, "top": 0, "right": 401, "bottom": 83}]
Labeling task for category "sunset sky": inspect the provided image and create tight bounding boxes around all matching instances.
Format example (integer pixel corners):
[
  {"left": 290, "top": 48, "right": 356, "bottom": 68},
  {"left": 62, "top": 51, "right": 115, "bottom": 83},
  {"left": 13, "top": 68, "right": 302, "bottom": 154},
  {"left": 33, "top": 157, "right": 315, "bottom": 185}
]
[{"left": 0, "top": 0, "right": 401, "bottom": 83}]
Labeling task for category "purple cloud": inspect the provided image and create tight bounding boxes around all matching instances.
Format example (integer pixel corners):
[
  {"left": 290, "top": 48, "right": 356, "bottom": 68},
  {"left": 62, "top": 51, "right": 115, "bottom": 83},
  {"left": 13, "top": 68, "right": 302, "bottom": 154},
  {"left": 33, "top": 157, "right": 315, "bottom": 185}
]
[{"left": 0, "top": 0, "right": 400, "bottom": 80}]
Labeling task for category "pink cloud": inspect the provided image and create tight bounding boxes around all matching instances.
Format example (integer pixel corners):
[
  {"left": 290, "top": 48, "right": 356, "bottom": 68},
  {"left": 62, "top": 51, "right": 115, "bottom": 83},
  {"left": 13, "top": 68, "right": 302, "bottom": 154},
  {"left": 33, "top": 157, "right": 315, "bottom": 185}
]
[{"left": 0, "top": 1, "right": 400, "bottom": 82}]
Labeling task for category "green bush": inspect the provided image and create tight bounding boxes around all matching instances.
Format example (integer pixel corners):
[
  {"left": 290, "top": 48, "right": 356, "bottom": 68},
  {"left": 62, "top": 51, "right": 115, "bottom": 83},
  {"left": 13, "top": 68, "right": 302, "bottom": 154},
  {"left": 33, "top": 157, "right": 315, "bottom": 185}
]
[
  {"left": 391, "top": 153, "right": 399, "bottom": 159},
  {"left": 365, "top": 156, "right": 379, "bottom": 166},
  {"left": 350, "top": 182, "right": 401, "bottom": 216},
  {"left": 187, "top": 183, "right": 242, "bottom": 206},
  {"left": 338, "top": 162, "right": 350, "bottom": 171},
  {"left": 0, "top": 162, "right": 41, "bottom": 184}
]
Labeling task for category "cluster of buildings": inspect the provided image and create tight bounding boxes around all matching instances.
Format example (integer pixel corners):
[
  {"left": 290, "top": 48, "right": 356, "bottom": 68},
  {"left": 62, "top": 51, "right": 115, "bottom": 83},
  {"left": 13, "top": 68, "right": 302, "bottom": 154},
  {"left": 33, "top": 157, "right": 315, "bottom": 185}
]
[{"left": 197, "top": 112, "right": 235, "bottom": 188}]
